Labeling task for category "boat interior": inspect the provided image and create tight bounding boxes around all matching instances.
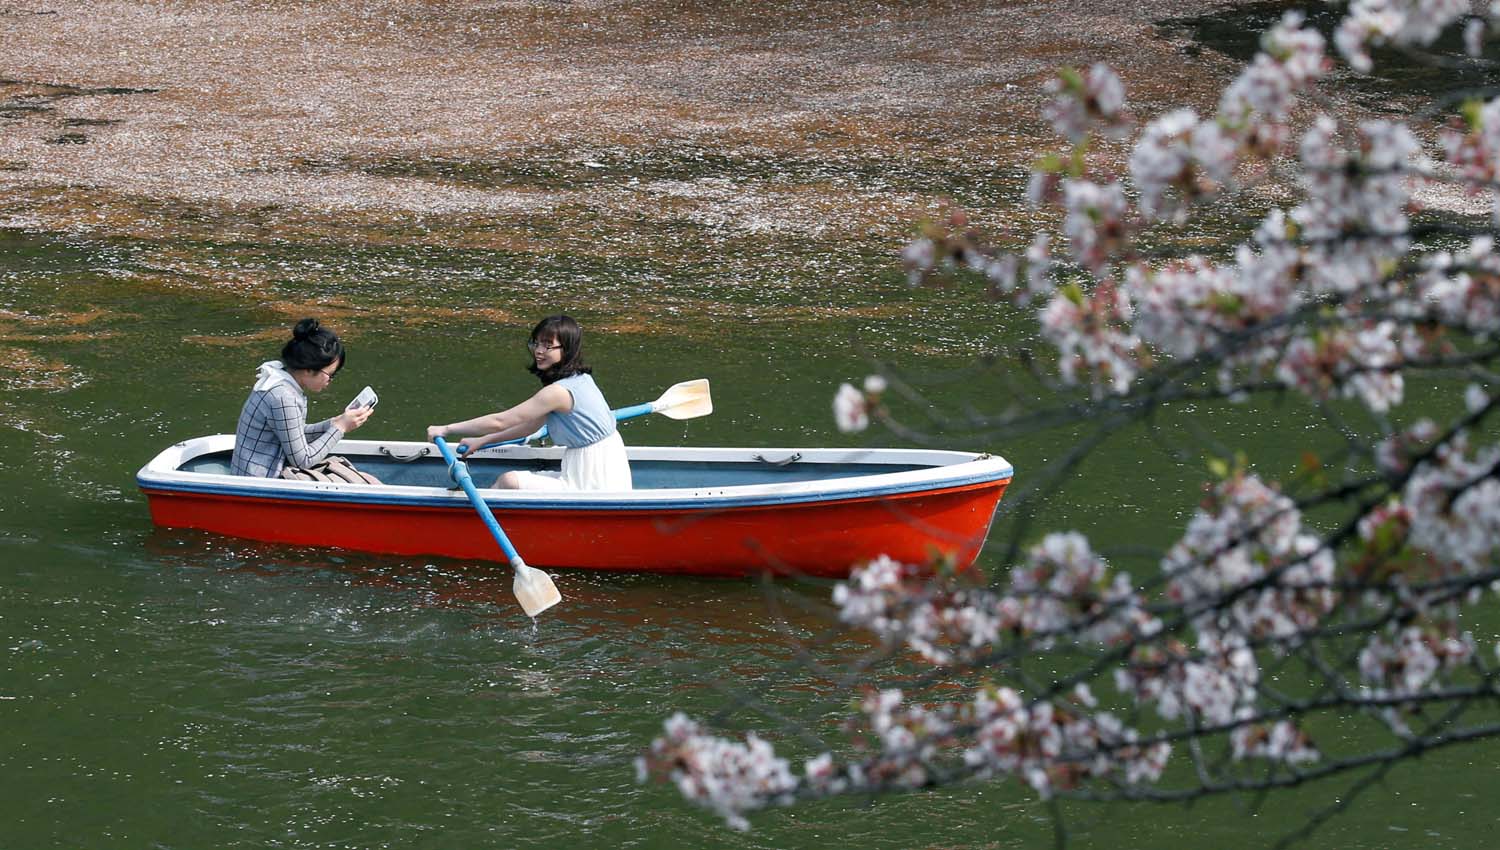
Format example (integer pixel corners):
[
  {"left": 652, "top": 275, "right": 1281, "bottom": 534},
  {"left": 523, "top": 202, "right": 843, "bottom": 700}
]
[{"left": 177, "top": 448, "right": 932, "bottom": 490}]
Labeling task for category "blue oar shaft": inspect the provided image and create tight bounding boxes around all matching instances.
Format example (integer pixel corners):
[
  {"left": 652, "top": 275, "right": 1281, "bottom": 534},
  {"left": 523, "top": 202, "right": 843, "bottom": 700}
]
[
  {"left": 611, "top": 402, "right": 654, "bottom": 420},
  {"left": 433, "top": 436, "right": 520, "bottom": 562}
]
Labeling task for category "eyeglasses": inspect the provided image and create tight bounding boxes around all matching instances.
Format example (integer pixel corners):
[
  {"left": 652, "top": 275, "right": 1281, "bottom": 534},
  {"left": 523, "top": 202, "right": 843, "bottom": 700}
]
[
  {"left": 527, "top": 340, "right": 562, "bottom": 352},
  {"left": 317, "top": 366, "right": 338, "bottom": 380}
]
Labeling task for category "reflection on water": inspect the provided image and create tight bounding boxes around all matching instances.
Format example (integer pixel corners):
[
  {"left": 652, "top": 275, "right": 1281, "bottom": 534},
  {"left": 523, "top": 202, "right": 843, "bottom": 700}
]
[{"left": 143, "top": 525, "right": 844, "bottom": 643}]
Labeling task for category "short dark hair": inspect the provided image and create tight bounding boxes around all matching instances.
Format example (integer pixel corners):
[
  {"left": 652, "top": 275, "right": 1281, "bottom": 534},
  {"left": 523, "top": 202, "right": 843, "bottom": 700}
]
[
  {"left": 527, "top": 314, "right": 591, "bottom": 385},
  {"left": 280, "top": 318, "right": 344, "bottom": 373}
]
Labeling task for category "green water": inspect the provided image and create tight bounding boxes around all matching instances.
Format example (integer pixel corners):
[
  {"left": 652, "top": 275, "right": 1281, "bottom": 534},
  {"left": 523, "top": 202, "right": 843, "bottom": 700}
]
[
  {"left": 4, "top": 2, "right": 1500, "bottom": 848},
  {"left": 5, "top": 222, "right": 1498, "bottom": 850}
]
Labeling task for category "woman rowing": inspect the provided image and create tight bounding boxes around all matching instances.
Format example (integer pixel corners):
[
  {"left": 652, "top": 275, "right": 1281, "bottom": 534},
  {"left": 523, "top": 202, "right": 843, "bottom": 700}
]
[{"left": 426, "top": 314, "right": 632, "bottom": 490}]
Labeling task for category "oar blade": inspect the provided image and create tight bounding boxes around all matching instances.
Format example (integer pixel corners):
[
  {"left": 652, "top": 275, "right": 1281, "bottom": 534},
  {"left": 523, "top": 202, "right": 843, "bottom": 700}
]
[
  {"left": 654, "top": 378, "right": 712, "bottom": 420},
  {"left": 511, "top": 558, "right": 562, "bottom": 617},
  {"left": 436, "top": 437, "right": 563, "bottom": 617}
]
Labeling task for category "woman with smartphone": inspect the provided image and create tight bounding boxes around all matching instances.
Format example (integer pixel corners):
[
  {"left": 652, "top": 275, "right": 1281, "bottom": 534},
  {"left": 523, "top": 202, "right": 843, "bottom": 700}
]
[{"left": 230, "top": 318, "right": 374, "bottom": 477}]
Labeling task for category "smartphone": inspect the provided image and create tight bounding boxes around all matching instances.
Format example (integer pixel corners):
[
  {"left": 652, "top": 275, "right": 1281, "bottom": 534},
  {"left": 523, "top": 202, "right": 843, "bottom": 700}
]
[{"left": 347, "top": 386, "right": 378, "bottom": 410}]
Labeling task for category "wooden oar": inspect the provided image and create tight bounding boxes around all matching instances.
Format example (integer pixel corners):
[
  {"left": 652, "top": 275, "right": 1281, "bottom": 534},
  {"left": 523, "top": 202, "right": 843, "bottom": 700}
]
[
  {"left": 487, "top": 378, "right": 713, "bottom": 448},
  {"left": 433, "top": 436, "right": 561, "bottom": 617}
]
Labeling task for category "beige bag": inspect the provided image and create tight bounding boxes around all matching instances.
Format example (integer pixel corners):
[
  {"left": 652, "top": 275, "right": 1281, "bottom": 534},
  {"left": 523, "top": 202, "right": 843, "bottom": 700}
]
[{"left": 280, "top": 455, "right": 382, "bottom": 485}]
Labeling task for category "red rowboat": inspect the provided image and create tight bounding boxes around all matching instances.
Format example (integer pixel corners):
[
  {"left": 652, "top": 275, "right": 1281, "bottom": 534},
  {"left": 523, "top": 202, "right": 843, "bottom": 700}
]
[{"left": 136, "top": 435, "right": 1013, "bottom": 578}]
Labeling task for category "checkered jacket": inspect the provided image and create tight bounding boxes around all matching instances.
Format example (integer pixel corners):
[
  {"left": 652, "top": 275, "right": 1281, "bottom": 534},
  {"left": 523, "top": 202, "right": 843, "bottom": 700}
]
[{"left": 229, "top": 382, "right": 342, "bottom": 477}]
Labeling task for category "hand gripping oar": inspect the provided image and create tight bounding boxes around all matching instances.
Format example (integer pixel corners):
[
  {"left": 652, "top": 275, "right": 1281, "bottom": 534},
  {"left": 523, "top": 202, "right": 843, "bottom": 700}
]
[
  {"left": 433, "top": 436, "right": 561, "bottom": 617},
  {"left": 493, "top": 378, "right": 713, "bottom": 448}
]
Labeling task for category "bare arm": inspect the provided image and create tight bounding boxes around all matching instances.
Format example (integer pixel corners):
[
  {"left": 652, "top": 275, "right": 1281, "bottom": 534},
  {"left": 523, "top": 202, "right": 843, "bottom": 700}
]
[
  {"left": 464, "top": 421, "right": 541, "bottom": 449},
  {"left": 427, "top": 384, "right": 572, "bottom": 441}
]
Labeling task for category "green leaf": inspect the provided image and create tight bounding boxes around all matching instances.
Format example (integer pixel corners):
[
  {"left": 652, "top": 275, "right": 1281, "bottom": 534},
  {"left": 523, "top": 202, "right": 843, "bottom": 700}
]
[
  {"left": 1462, "top": 98, "right": 1485, "bottom": 130},
  {"left": 1209, "top": 291, "right": 1245, "bottom": 315},
  {"left": 1069, "top": 143, "right": 1089, "bottom": 177},
  {"left": 1057, "top": 66, "right": 1085, "bottom": 93}
]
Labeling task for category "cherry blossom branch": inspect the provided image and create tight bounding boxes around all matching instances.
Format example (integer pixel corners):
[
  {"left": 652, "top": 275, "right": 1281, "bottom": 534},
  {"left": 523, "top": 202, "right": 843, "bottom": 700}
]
[{"left": 642, "top": 5, "right": 1500, "bottom": 841}]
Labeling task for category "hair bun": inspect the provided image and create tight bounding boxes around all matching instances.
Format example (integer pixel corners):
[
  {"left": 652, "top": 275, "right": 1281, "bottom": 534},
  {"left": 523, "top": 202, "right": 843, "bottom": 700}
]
[{"left": 293, "top": 318, "right": 320, "bottom": 340}]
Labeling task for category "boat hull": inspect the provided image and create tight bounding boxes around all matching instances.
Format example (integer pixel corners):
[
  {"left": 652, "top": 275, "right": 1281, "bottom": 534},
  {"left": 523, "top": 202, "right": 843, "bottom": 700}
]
[{"left": 138, "top": 437, "right": 1012, "bottom": 578}]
